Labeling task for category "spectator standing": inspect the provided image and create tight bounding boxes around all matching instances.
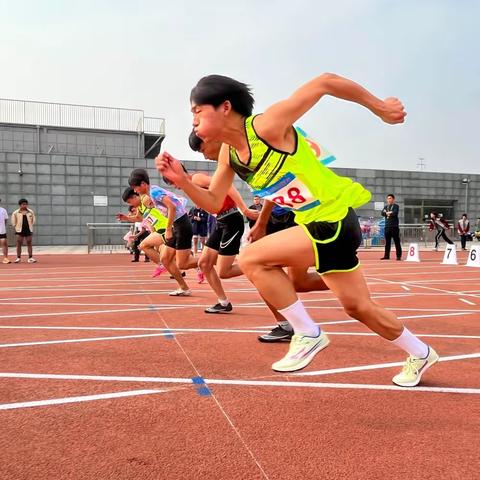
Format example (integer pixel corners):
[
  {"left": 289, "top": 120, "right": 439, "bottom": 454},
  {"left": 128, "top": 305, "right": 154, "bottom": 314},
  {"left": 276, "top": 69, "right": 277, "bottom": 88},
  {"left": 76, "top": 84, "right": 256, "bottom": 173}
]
[
  {"left": 457, "top": 213, "right": 470, "bottom": 251},
  {"left": 0, "top": 198, "right": 10, "bottom": 264},
  {"left": 11, "top": 199, "right": 37, "bottom": 263},
  {"left": 248, "top": 195, "right": 263, "bottom": 228},
  {"left": 188, "top": 205, "right": 208, "bottom": 252},
  {"left": 381, "top": 194, "right": 402, "bottom": 260}
]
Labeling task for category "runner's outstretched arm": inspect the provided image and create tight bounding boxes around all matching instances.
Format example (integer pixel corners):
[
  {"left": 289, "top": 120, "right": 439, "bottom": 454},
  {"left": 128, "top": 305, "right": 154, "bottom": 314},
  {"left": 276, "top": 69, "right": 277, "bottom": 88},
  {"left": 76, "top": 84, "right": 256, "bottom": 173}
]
[
  {"left": 156, "top": 146, "right": 234, "bottom": 214},
  {"left": 255, "top": 73, "right": 406, "bottom": 142}
]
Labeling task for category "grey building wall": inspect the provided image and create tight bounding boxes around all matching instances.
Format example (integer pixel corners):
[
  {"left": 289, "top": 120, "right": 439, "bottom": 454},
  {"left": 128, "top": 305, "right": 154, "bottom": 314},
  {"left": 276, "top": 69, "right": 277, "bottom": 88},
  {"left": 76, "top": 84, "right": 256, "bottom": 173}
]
[
  {"left": 0, "top": 124, "right": 140, "bottom": 157},
  {"left": 183, "top": 161, "right": 480, "bottom": 224},
  {"left": 1, "top": 122, "right": 479, "bottom": 246},
  {"left": 0, "top": 123, "right": 157, "bottom": 246}
]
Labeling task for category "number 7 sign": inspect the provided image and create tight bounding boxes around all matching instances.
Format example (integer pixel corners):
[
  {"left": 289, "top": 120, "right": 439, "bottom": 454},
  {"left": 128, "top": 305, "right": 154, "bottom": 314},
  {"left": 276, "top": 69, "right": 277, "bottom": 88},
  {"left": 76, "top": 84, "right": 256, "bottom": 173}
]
[{"left": 442, "top": 244, "right": 458, "bottom": 265}]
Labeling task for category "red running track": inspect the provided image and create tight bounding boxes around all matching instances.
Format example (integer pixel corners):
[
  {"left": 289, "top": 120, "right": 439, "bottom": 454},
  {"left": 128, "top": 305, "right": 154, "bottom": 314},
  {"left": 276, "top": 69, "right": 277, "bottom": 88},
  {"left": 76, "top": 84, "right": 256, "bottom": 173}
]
[{"left": 0, "top": 251, "right": 479, "bottom": 479}]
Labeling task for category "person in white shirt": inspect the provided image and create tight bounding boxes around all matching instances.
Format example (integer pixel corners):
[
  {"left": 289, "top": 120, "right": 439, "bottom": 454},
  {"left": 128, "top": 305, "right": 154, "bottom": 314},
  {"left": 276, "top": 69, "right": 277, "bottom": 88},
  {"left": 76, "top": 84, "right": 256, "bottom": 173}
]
[
  {"left": 0, "top": 198, "right": 10, "bottom": 264},
  {"left": 457, "top": 213, "right": 470, "bottom": 250}
]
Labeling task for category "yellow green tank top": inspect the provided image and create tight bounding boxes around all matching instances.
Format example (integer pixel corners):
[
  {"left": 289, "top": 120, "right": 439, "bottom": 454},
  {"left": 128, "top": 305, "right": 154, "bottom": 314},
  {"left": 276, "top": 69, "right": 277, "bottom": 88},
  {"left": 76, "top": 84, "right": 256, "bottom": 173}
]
[
  {"left": 229, "top": 115, "right": 371, "bottom": 224},
  {"left": 138, "top": 195, "right": 168, "bottom": 232}
]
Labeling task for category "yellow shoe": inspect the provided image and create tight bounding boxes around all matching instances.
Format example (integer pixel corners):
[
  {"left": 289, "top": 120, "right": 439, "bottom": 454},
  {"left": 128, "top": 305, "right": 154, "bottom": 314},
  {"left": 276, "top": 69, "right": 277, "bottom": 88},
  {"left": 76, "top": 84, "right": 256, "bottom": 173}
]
[
  {"left": 272, "top": 331, "right": 330, "bottom": 372},
  {"left": 392, "top": 347, "right": 439, "bottom": 387},
  {"left": 2, "top": 258, "right": 11, "bottom": 264}
]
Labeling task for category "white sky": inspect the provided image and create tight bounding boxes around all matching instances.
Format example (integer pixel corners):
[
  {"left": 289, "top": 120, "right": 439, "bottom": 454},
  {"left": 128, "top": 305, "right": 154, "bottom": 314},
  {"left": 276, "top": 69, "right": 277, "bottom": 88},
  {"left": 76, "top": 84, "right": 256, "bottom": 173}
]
[{"left": 1, "top": 0, "right": 479, "bottom": 173}]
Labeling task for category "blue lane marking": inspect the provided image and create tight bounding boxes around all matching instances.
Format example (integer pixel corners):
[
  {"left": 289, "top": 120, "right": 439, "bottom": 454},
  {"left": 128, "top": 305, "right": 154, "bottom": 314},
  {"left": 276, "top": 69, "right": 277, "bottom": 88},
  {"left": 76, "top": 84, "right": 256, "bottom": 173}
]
[
  {"left": 148, "top": 305, "right": 174, "bottom": 338},
  {"left": 196, "top": 386, "right": 212, "bottom": 396},
  {"left": 163, "top": 329, "right": 174, "bottom": 339},
  {"left": 191, "top": 377, "right": 212, "bottom": 396}
]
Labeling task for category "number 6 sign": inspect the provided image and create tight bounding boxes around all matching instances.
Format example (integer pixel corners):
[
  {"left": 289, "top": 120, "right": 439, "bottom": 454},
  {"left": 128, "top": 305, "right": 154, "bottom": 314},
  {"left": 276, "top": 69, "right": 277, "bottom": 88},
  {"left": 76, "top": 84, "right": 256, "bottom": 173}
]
[{"left": 466, "top": 245, "right": 480, "bottom": 268}]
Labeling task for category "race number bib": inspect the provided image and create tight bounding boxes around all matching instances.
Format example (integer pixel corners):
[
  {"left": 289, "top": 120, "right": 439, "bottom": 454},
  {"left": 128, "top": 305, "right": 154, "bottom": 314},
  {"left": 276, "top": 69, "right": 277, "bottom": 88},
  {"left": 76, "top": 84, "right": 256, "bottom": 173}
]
[
  {"left": 144, "top": 211, "right": 158, "bottom": 230},
  {"left": 253, "top": 173, "right": 320, "bottom": 212}
]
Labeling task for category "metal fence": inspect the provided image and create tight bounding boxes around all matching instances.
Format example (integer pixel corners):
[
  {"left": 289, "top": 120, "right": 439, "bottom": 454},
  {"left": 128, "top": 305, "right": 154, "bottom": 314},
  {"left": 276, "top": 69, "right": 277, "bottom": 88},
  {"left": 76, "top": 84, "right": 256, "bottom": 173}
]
[
  {"left": 362, "top": 223, "right": 456, "bottom": 248},
  {"left": 87, "top": 222, "right": 459, "bottom": 253},
  {"left": 0, "top": 98, "right": 165, "bottom": 135},
  {"left": 86, "top": 223, "right": 130, "bottom": 253}
]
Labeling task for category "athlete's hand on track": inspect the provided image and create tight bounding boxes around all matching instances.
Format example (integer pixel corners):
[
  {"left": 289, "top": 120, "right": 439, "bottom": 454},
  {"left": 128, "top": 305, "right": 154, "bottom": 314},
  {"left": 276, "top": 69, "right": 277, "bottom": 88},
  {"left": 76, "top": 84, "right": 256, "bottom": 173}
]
[
  {"left": 248, "top": 222, "right": 267, "bottom": 242},
  {"left": 155, "top": 151, "right": 187, "bottom": 186},
  {"left": 243, "top": 208, "right": 260, "bottom": 221},
  {"left": 377, "top": 97, "right": 406, "bottom": 124}
]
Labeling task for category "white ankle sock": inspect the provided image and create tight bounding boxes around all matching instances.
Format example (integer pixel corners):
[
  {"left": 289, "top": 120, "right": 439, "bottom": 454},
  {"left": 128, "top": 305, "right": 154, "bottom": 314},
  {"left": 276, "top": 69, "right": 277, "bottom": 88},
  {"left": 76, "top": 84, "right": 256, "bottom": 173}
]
[
  {"left": 219, "top": 298, "right": 229, "bottom": 307},
  {"left": 278, "top": 300, "right": 319, "bottom": 337},
  {"left": 391, "top": 327, "right": 429, "bottom": 358}
]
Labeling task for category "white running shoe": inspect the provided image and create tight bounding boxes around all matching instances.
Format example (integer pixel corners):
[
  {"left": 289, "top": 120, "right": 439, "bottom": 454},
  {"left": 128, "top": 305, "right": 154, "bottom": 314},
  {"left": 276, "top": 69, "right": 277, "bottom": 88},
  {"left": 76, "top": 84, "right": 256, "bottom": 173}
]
[
  {"left": 14, "top": 257, "right": 21, "bottom": 263},
  {"left": 392, "top": 347, "right": 439, "bottom": 387},
  {"left": 169, "top": 288, "right": 192, "bottom": 297},
  {"left": 27, "top": 257, "right": 37, "bottom": 263},
  {"left": 272, "top": 331, "right": 330, "bottom": 372}
]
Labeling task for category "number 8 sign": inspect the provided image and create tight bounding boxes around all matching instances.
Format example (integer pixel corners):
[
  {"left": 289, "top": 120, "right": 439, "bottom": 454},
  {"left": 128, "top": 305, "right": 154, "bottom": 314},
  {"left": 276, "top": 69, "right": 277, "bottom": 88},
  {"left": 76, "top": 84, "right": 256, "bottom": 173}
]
[
  {"left": 406, "top": 243, "right": 420, "bottom": 262},
  {"left": 466, "top": 246, "right": 480, "bottom": 268}
]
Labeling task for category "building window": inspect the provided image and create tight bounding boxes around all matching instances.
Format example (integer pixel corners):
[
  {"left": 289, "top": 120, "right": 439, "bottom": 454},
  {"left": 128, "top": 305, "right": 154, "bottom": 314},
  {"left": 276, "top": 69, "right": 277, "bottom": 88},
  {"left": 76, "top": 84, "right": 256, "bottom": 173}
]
[{"left": 404, "top": 199, "right": 455, "bottom": 224}]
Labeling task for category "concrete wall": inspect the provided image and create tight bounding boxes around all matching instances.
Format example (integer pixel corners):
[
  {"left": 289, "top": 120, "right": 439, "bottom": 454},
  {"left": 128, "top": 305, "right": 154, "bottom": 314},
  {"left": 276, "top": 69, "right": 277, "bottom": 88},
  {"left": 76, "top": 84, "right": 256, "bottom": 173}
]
[
  {"left": 0, "top": 124, "right": 140, "bottom": 158},
  {"left": 182, "top": 161, "right": 480, "bottom": 223},
  {"left": 0, "top": 154, "right": 158, "bottom": 247},
  {"left": 1, "top": 123, "right": 479, "bottom": 246}
]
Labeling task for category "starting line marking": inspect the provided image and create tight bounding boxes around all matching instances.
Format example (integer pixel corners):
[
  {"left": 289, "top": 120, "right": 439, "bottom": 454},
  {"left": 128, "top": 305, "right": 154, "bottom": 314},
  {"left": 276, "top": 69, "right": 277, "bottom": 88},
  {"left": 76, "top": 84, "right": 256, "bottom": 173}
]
[
  {"left": 293, "top": 352, "right": 480, "bottom": 377},
  {"left": 460, "top": 298, "right": 476, "bottom": 306},
  {"left": 0, "top": 371, "right": 479, "bottom": 396},
  {"left": 0, "top": 389, "right": 169, "bottom": 411},
  {"left": 0, "top": 325, "right": 479, "bottom": 341},
  {"left": 0, "top": 332, "right": 182, "bottom": 349}
]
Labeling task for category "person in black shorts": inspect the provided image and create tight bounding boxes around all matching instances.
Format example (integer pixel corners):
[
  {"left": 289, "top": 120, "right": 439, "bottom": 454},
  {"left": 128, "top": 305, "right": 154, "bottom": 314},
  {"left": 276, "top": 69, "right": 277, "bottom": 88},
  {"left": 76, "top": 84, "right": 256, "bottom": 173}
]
[
  {"left": 129, "top": 169, "right": 200, "bottom": 295},
  {"left": 180, "top": 132, "right": 259, "bottom": 312},
  {"left": 187, "top": 132, "right": 326, "bottom": 321},
  {"left": 189, "top": 205, "right": 208, "bottom": 252}
]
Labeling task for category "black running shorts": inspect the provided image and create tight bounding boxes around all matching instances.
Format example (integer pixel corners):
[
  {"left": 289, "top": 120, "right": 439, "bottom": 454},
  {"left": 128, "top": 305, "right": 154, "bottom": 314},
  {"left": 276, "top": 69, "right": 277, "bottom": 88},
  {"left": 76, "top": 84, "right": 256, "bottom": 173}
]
[
  {"left": 164, "top": 214, "right": 193, "bottom": 250},
  {"left": 266, "top": 211, "right": 296, "bottom": 235},
  {"left": 301, "top": 208, "right": 362, "bottom": 275},
  {"left": 206, "top": 211, "right": 245, "bottom": 256}
]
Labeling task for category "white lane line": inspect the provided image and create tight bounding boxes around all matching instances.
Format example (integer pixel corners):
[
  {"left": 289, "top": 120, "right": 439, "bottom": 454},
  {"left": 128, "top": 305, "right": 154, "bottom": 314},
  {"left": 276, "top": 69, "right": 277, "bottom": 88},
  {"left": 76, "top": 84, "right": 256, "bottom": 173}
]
[
  {"left": 326, "top": 332, "right": 480, "bottom": 340},
  {"left": 293, "top": 352, "right": 480, "bottom": 377},
  {"left": 0, "top": 325, "right": 267, "bottom": 334},
  {"left": 0, "top": 389, "right": 168, "bottom": 410},
  {"left": 460, "top": 298, "right": 476, "bottom": 306},
  {"left": 256, "top": 311, "right": 477, "bottom": 330},
  {"left": 398, "top": 312, "right": 476, "bottom": 320},
  {"left": 0, "top": 372, "right": 478, "bottom": 395},
  {"left": 401, "top": 285, "right": 411, "bottom": 291},
  {"left": 0, "top": 303, "right": 476, "bottom": 322},
  {"left": 0, "top": 332, "right": 182, "bottom": 348},
  {"left": 0, "top": 306, "right": 183, "bottom": 320},
  {"left": 0, "top": 302, "right": 169, "bottom": 307},
  {"left": 1, "top": 326, "right": 479, "bottom": 341},
  {"left": 0, "top": 291, "right": 185, "bottom": 302}
]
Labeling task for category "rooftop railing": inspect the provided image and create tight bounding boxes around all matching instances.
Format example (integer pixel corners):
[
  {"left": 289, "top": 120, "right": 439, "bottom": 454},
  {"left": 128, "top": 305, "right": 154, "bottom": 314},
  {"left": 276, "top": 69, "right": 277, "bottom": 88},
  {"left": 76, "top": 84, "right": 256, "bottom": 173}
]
[{"left": 0, "top": 98, "right": 165, "bottom": 135}]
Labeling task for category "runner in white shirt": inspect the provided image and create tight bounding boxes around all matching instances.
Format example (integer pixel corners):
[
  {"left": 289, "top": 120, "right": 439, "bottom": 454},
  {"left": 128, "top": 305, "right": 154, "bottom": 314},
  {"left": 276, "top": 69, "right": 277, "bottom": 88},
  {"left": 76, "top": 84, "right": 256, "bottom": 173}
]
[{"left": 0, "top": 199, "right": 11, "bottom": 264}]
